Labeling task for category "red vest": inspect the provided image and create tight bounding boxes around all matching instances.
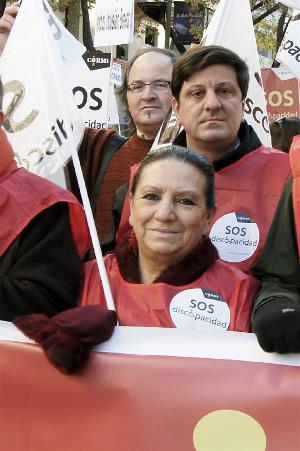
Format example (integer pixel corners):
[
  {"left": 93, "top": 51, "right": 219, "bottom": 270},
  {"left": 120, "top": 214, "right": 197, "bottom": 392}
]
[
  {"left": 79, "top": 255, "right": 260, "bottom": 332},
  {"left": 117, "top": 145, "right": 290, "bottom": 273},
  {"left": 290, "top": 134, "right": 300, "bottom": 259},
  {"left": 0, "top": 161, "right": 90, "bottom": 258}
]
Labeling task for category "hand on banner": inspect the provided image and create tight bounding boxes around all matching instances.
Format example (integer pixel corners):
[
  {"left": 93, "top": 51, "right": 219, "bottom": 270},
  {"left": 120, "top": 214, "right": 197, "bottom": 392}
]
[
  {"left": 13, "top": 305, "right": 117, "bottom": 374},
  {"left": 0, "top": 2, "right": 19, "bottom": 54},
  {"left": 253, "top": 298, "right": 300, "bottom": 353}
]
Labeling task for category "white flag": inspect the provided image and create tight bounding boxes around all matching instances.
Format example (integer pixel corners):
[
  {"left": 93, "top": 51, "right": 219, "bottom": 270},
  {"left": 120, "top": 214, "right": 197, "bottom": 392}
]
[
  {"left": 277, "top": 0, "right": 300, "bottom": 9},
  {"left": 0, "top": 0, "right": 84, "bottom": 177},
  {"left": 94, "top": 0, "right": 134, "bottom": 46},
  {"left": 71, "top": 50, "right": 112, "bottom": 130},
  {"left": 42, "top": 0, "right": 86, "bottom": 68},
  {"left": 202, "top": 0, "right": 271, "bottom": 146},
  {"left": 276, "top": 12, "right": 300, "bottom": 79}
]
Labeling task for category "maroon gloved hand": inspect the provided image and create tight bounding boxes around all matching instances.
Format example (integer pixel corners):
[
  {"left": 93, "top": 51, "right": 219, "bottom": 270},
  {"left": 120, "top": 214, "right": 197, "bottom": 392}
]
[{"left": 13, "top": 305, "right": 117, "bottom": 374}]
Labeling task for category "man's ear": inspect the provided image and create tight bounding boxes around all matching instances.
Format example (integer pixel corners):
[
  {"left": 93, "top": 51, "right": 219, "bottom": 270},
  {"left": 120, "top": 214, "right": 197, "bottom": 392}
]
[
  {"left": 0, "top": 111, "right": 4, "bottom": 127},
  {"left": 172, "top": 97, "right": 181, "bottom": 122},
  {"left": 129, "top": 193, "right": 134, "bottom": 227},
  {"left": 241, "top": 100, "right": 245, "bottom": 122}
]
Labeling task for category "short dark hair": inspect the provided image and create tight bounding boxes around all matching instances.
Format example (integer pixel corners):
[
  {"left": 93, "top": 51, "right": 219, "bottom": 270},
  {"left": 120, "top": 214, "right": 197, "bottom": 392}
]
[
  {"left": 270, "top": 116, "right": 300, "bottom": 153},
  {"left": 117, "top": 47, "right": 176, "bottom": 134},
  {"left": 131, "top": 145, "right": 215, "bottom": 210},
  {"left": 171, "top": 45, "right": 249, "bottom": 102}
]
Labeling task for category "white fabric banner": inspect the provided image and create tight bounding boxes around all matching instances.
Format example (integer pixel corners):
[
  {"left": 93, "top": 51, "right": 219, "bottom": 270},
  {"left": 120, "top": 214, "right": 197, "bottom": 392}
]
[
  {"left": 1, "top": 321, "right": 300, "bottom": 367},
  {"left": 94, "top": 0, "right": 134, "bottom": 46},
  {"left": 71, "top": 50, "right": 111, "bottom": 130},
  {"left": 0, "top": 0, "right": 84, "bottom": 177},
  {"left": 202, "top": 0, "right": 271, "bottom": 146},
  {"left": 276, "top": 13, "right": 300, "bottom": 79},
  {"left": 277, "top": 0, "right": 300, "bottom": 9},
  {"left": 42, "top": 0, "right": 85, "bottom": 68}
]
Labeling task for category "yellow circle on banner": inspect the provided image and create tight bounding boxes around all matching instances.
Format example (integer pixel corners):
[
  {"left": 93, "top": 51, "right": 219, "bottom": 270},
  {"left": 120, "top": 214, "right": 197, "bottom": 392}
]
[{"left": 193, "top": 410, "right": 266, "bottom": 451}]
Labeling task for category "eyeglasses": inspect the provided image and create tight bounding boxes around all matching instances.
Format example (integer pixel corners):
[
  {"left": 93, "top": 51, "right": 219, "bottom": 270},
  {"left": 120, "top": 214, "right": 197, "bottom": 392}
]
[{"left": 127, "top": 80, "right": 171, "bottom": 94}]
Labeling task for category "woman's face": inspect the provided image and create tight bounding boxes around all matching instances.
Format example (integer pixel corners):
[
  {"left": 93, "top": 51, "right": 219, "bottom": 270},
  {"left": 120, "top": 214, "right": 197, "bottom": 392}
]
[{"left": 129, "top": 159, "right": 215, "bottom": 265}]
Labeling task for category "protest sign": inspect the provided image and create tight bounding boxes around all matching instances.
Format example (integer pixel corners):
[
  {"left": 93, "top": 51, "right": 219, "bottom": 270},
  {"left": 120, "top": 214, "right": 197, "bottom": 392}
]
[
  {"left": 173, "top": 1, "right": 205, "bottom": 45},
  {"left": 262, "top": 68, "right": 299, "bottom": 122},
  {"left": 94, "top": 0, "right": 134, "bottom": 47}
]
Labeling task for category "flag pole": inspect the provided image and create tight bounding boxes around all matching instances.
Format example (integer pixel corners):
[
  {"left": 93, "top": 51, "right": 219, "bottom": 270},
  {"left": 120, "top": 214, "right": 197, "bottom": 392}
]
[{"left": 70, "top": 144, "right": 116, "bottom": 312}]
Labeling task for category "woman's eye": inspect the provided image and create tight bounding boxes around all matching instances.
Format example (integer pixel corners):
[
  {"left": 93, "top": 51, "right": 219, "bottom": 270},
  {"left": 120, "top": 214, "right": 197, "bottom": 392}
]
[
  {"left": 177, "top": 198, "right": 195, "bottom": 206},
  {"left": 143, "top": 193, "right": 159, "bottom": 201}
]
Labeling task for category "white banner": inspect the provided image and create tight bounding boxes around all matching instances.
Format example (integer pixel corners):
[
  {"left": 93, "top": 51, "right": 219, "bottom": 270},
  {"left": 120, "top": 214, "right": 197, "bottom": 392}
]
[
  {"left": 71, "top": 50, "right": 111, "bottom": 130},
  {"left": 276, "top": 13, "right": 300, "bottom": 79},
  {"left": 1, "top": 321, "right": 300, "bottom": 367},
  {"left": 94, "top": 0, "right": 134, "bottom": 47},
  {"left": 0, "top": 0, "right": 84, "bottom": 177},
  {"left": 42, "top": 0, "right": 85, "bottom": 68},
  {"left": 277, "top": 0, "right": 300, "bottom": 9},
  {"left": 202, "top": 0, "right": 271, "bottom": 146}
]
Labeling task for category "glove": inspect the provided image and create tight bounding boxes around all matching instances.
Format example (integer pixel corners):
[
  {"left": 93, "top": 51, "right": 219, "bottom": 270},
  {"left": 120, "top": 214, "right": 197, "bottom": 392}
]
[
  {"left": 13, "top": 305, "right": 117, "bottom": 374},
  {"left": 252, "top": 297, "right": 300, "bottom": 353}
]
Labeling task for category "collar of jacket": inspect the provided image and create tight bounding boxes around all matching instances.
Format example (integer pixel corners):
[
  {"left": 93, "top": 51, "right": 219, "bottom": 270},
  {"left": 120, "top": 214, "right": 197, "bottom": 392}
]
[
  {"left": 174, "top": 121, "right": 262, "bottom": 172},
  {"left": 0, "top": 128, "right": 15, "bottom": 177},
  {"left": 114, "top": 234, "right": 219, "bottom": 285}
]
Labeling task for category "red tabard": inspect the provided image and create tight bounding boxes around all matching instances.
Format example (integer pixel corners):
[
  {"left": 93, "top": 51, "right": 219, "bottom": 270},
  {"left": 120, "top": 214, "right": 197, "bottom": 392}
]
[
  {"left": 0, "top": 161, "right": 90, "bottom": 257},
  {"left": 79, "top": 255, "right": 260, "bottom": 332},
  {"left": 117, "top": 145, "right": 290, "bottom": 273},
  {"left": 290, "top": 134, "right": 300, "bottom": 260}
]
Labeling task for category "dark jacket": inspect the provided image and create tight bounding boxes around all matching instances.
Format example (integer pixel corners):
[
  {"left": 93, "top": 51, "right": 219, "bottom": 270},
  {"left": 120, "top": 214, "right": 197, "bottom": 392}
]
[
  {"left": 174, "top": 121, "right": 261, "bottom": 171},
  {"left": 252, "top": 176, "right": 299, "bottom": 312},
  {"left": 0, "top": 203, "right": 83, "bottom": 321}
]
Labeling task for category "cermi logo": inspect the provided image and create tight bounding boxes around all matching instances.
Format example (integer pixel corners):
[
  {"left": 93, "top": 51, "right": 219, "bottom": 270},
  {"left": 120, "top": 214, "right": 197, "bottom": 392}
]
[{"left": 82, "top": 50, "right": 111, "bottom": 71}]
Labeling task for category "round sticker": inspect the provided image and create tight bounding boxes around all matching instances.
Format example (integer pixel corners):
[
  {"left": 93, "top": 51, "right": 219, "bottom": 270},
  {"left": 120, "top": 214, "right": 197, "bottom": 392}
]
[
  {"left": 209, "top": 212, "right": 260, "bottom": 263},
  {"left": 169, "top": 288, "right": 230, "bottom": 331}
]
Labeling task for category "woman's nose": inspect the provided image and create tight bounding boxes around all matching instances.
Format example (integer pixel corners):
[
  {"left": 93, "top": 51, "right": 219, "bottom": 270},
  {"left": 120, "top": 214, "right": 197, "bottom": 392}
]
[{"left": 154, "top": 199, "right": 176, "bottom": 221}]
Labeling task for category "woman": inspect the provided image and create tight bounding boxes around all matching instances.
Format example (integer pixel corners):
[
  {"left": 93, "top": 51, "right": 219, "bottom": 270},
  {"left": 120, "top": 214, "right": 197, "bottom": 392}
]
[
  {"left": 80, "top": 146, "right": 260, "bottom": 331},
  {"left": 15, "top": 146, "right": 259, "bottom": 373}
]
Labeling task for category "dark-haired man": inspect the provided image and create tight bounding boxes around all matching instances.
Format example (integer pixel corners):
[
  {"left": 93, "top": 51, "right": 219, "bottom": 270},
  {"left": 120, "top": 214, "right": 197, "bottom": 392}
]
[{"left": 171, "top": 45, "right": 290, "bottom": 273}]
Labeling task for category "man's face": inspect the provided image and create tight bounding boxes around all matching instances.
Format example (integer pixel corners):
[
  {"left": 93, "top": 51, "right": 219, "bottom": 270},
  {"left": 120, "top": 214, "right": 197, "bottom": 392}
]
[
  {"left": 126, "top": 52, "right": 173, "bottom": 138},
  {"left": 172, "top": 64, "right": 244, "bottom": 158}
]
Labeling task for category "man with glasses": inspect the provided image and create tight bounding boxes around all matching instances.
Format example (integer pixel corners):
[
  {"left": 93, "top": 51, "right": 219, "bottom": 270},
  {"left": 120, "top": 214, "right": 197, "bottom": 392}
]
[{"left": 72, "top": 47, "right": 175, "bottom": 248}]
